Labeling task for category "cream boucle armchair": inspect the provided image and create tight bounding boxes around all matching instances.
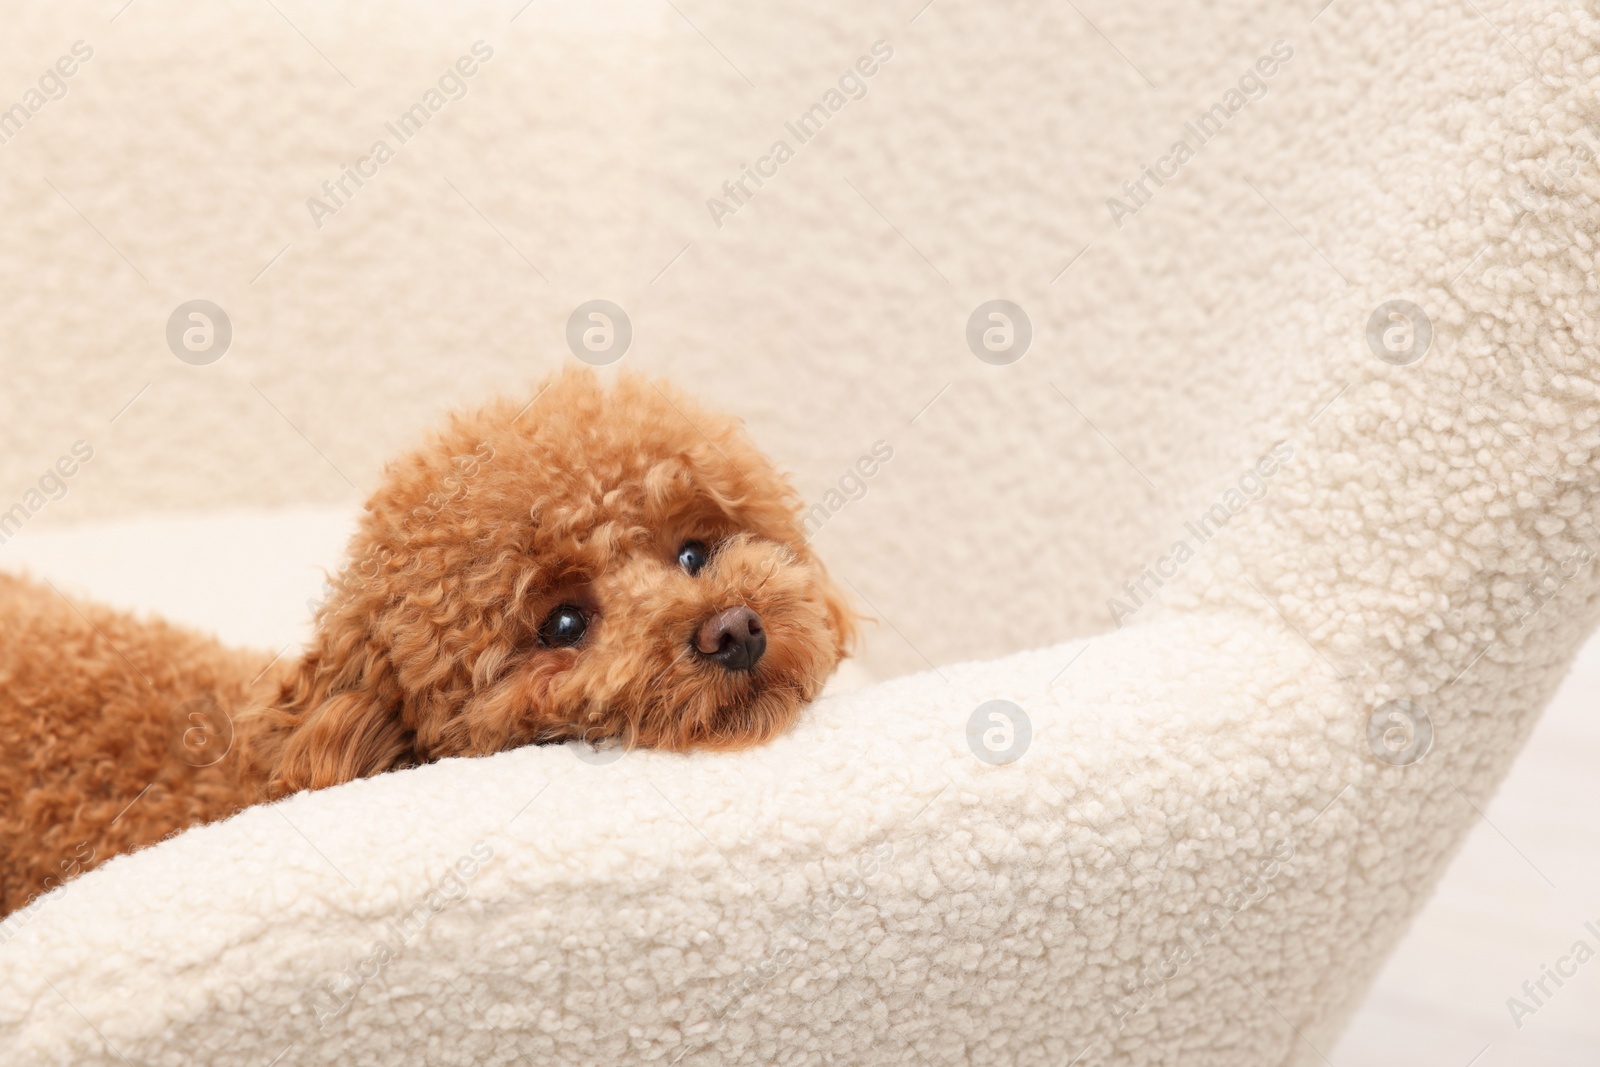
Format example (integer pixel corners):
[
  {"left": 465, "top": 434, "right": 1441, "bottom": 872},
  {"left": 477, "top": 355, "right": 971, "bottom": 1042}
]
[{"left": 3, "top": 0, "right": 1599, "bottom": 1063}]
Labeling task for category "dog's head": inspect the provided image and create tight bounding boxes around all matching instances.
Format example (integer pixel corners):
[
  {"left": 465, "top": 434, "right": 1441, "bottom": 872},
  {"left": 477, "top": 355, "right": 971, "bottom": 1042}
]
[{"left": 249, "top": 368, "right": 856, "bottom": 794}]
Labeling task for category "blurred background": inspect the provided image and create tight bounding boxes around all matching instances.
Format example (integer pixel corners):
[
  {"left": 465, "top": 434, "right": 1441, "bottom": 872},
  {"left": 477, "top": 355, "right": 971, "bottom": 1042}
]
[{"left": 1, "top": 0, "right": 1595, "bottom": 1061}]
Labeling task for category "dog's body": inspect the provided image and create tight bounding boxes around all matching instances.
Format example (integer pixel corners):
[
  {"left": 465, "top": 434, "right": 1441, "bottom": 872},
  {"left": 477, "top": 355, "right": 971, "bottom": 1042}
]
[
  {"left": 0, "top": 370, "right": 853, "bottom": 919},
  {"left": 0, "top": 573, "right": 281, "bottom": 918}
]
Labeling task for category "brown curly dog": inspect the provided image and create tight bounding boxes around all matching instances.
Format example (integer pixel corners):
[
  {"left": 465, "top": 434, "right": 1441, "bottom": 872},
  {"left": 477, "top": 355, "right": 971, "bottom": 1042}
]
[{"left": 0, "top": 368, "right": 855, "bottom": 919}]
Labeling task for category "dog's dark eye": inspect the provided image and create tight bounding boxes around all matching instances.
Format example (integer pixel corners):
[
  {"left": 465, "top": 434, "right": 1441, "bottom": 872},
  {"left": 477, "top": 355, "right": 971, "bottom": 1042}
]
[
  {"left": 678, "top": 540, "right": 709, "bottom": 576},
  {"left": 539, "top": 605, "right": 587, "bottom": 647}
]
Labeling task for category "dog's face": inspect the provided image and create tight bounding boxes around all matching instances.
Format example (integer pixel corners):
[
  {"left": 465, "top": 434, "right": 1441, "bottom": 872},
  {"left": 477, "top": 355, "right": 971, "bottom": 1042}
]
[{"left": 256, "top": 369, "right": 855, "bottom": 793}]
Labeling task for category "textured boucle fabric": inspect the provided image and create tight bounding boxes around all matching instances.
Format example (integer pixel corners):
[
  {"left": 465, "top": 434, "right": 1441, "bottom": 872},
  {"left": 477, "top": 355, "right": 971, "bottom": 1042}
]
[
  {"left": 3, "top": 0, "right": 1600, "bottom": 1064},
  {"left": 0, "top": 624, "right": 1370, "bottom": 1066}
]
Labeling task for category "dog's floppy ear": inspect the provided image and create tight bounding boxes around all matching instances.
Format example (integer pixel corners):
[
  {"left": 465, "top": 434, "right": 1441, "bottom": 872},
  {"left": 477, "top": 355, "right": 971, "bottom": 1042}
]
[
  {"left": 816, "top": 565, "right": 862, "bottom": 661},
  {"left": 273, "top": 689, "right": 414, "bottom": 793},
  {"left": 250, "top": 654, "right": 415, "bottom": 796}
]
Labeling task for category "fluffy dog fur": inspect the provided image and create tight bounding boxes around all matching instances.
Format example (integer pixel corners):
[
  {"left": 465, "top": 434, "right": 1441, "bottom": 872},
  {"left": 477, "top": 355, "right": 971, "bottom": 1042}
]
[{"left": 0, "top": 369, "right": 854, "bottom": 918}]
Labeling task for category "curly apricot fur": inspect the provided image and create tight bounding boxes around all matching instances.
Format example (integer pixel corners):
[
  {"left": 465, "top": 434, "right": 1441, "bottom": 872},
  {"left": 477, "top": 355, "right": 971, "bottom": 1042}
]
[{"left": 0, "top": 369, "right": 855, "bottom": 918}]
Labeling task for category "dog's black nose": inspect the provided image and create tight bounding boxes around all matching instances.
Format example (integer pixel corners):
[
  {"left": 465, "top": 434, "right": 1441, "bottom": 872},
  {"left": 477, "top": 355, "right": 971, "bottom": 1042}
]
[{"left": 695, "top": 606, "right": 766, "bottom": 671}]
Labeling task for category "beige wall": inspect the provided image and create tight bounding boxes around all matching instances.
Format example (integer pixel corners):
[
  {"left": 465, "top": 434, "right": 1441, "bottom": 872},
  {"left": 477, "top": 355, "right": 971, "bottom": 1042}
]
[{"left": 1, "top": 0, "right": 1342, "bottom": 678}]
